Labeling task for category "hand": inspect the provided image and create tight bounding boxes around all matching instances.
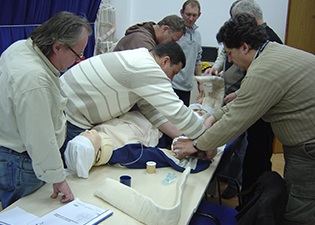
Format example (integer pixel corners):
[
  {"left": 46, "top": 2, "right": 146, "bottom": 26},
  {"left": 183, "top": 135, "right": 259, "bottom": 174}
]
[
  {"left": 51, "top": 180, "right": 74, "bottom": 203},
  {"left": 203, "top": 67, "right": 219, "bottom": 76},
  {"left": 203, "top": 115, "right": 216, "bottom": 130},
  {"left": 172, "top": 138, "right": 197, "bottom": 159},
  {"left": 197, "top": 149, "right": 218, "bottom": 160},
  {"left": 224, "top": 92, "right": 237, "bottom": 104}
]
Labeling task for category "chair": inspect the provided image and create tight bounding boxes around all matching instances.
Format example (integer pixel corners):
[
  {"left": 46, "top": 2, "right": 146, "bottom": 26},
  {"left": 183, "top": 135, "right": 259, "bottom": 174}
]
[
  {"left": 191, "top": 171, "right": 287, "bottom": 225},
  {"left": 211, "top": 133, "right": 247, "bottom": 205},
  {"left": 191, "top": 134, "right": 246, "bottom": 224},
  {"left": 189, "top": 199, "right": 238, "bottom": 225},
  {"left": 201, "top": 46, "right": 219, "bottom": 63}
]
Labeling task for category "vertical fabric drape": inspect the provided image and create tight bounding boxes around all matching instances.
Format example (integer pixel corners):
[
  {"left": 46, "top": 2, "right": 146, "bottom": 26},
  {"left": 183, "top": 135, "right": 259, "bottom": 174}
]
[{"left": 0, "top": 0, "right": 101, "bottom": 58}]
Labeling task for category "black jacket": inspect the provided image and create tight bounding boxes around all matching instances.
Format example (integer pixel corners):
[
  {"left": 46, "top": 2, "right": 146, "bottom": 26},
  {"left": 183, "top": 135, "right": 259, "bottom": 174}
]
[{"left": 235, "top": 171, "right": 288, "bottom": 225}]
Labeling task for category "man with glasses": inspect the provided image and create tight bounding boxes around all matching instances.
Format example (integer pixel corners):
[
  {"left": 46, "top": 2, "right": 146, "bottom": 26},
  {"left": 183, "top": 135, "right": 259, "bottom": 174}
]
[
  {"left": 174, "top": 13, "right": 315, "bottom": 225},
  {"left": 69, "top": 46, "right": 84, "bottom": 61},
  {"left": 0, "top": 11, "right": 92, "bottom": 209}
]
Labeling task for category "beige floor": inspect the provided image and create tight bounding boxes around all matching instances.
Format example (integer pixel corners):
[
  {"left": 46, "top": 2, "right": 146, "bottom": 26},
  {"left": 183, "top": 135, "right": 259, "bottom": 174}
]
[
  {"left": 208, "top": 153, "right": 285, "bottom": 208},
  {"left": 271, "top": 152, "right": 285, "bottom": 177}
]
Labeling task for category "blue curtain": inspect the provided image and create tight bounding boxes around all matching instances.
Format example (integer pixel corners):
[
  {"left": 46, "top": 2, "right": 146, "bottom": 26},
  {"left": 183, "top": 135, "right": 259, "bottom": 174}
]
[{"left": 0, "top": 0, "right": 101, "bottom": 58}]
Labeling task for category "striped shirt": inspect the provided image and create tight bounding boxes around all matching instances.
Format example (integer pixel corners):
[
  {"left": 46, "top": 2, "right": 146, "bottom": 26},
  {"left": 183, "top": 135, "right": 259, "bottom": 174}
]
[{"left": 60, "top": 48, "right": 205, "bottom": 139}]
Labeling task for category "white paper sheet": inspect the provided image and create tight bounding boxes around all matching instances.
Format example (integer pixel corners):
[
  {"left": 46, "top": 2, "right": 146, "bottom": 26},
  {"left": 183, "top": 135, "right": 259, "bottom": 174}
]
[
  {"left": 27, "top": 199, "right": 113, "bottom": 225},
  {"left": 0, "top": 207, "right": 38, "bottom": 225}
]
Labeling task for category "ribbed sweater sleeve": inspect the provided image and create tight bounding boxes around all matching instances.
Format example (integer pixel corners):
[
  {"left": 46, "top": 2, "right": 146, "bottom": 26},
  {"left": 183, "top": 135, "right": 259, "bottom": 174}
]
[{"left": 197, "top": 42, "right": 315, "bottom": 150}]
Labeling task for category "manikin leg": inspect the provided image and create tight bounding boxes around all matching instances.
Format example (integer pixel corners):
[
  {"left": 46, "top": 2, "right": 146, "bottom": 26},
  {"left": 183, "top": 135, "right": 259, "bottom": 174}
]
[{"left": 194, "top": 76, "right": 225, "bottom": 110}]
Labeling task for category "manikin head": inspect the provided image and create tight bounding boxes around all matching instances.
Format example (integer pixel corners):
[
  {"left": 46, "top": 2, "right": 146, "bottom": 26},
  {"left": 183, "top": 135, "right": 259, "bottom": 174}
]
[{"left": 64, "top": 129, "right": 101, "bottom": 178}]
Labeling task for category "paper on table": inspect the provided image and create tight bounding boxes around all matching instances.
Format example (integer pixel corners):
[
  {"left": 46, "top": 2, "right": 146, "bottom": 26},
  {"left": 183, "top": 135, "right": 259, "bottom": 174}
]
[
  {"left": 27, "top": 199, "right": 113, "bottom": 225},
  {"left": 0, "top": 207, "right": 38, "bottom": 225}
]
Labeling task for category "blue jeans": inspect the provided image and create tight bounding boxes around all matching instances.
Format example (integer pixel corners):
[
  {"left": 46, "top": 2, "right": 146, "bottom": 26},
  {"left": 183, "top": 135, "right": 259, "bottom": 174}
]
[{"left": 0, "top": 146, "right": 44, "bottom": 209}]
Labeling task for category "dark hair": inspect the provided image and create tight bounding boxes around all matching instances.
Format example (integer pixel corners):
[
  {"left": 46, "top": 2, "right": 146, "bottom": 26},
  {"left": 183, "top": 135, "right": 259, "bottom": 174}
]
[
  {"left": 182, "top": 0, "right": 201, "bottom": 12},
  {"left": 151, "top": 42, "right": 186, "bottom": 68},
  {"left": 216, "top": 13, "right": 268, "bottom": 49},
  {"left": 157, "top": 15, "right": 186, "bottom": 33},
  {"left": 29, "top": 11, "right": 92, "bottom": 57}
]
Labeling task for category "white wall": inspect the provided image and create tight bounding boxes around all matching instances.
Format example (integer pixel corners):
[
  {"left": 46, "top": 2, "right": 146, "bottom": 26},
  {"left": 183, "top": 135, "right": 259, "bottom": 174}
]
[{"left": 106, "top": 0, "right": 289, "bottom": 49}]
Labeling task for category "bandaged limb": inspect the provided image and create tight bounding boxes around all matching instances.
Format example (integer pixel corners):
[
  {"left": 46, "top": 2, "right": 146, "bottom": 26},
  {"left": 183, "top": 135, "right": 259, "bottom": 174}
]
[
  {"left": 189, "top": 76, "right": 225, "bottom": 122},
  {"left": 94, "top": 167, "right": 191, "bottom": 225},
  {"left": 194, "top": 75, "right": 225, "bottom": 110},
  {"left": 172, "top": 76, "right": 224, "bottom": 160}
]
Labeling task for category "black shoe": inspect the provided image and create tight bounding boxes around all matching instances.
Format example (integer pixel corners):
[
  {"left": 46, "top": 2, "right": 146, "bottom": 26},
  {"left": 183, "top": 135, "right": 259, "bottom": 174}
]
[{"left": 221, "top": 185, "right": 237, "bottom": 199}]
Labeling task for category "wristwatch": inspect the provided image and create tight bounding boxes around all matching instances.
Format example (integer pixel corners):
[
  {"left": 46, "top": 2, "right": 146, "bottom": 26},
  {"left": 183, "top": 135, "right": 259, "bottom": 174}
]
[{"left": 192, "top": 139, "right": 201, "bottom": 151}]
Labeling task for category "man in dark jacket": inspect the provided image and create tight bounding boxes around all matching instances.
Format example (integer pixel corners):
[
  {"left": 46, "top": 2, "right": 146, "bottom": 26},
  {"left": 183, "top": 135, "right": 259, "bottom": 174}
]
[{"left": 114, "top": 14, "right": 185, "bottom": 51}]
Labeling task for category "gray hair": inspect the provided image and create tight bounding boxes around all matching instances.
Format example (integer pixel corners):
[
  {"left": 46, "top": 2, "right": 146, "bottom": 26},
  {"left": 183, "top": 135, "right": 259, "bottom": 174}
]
[
  {"left": 157, "top": 15, "right": 186, "bottom": 33},
  {"left": 231, "top": 0, "right": 263, "bottom": 20},
  {"left": 29, "top": 11, "right": 92, "bottom": 57}
]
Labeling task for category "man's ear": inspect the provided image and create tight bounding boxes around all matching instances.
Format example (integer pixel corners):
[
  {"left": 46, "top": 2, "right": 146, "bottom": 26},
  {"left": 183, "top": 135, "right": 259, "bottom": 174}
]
[
  {"left": 161, "top": 55, "right": 171, "bottom": 66},
  {"left": 242, "top": 42, "right": 251, "bottom": 55},
  {"left": 180, "top": 9, "right": 184, "bottom": 17},
  {"left": 52, "top": 42, "right": 63, "bottom": 54},
  {"left": 162, "top": 25, "right": 170, "bottom": 32}
]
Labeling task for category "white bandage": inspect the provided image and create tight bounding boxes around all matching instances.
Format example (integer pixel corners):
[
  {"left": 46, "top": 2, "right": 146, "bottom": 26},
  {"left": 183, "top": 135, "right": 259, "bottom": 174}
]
[
  {"left": 95, "top": 167, "right": 191, "bottom": 225},
  {"left": 64, "top": 136, "right": 95, "bottom": 178}
]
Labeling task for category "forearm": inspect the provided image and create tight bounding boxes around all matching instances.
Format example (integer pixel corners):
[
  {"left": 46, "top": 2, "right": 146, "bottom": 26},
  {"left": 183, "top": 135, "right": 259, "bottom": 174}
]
[
  {"left": 195, "top": 64, "right": 202, "bottom": 76},
  {"left": 212, "top": 49, "right": 226, "bottom": 71},
  {"left": 203, "top": 115, "right": 216, "bottom": 130},
  {"left": 158, "top": 122, "right": 182, "bottom": 139}
]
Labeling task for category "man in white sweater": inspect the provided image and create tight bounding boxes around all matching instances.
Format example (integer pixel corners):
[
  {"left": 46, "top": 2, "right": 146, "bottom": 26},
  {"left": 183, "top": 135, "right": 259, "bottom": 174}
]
[
  {"left": 0, "top": 12, "right": 92, "bottom": 209},
  {"left": 60, "top": 42, "right": 210, "bottom": 156}
]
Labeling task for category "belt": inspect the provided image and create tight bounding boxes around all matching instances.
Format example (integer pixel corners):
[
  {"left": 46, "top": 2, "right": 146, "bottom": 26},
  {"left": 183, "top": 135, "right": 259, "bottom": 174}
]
[{"left": 0, "top": 146, "right": 30, "bottom": 157}]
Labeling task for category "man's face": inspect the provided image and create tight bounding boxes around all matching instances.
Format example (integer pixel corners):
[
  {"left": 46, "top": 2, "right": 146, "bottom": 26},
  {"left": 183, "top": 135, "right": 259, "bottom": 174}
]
[
  {"left": 224, "top": 43, "right": 250, "bottom": 71},
  {"left": 54, "top": 29, "right": 89, "bottom": 72},
  {"left": 161, "top": 30, "right": 184, "bottom": 43},
  {"left": 160, "top": 58, "right": 183, "bottom": 81},
  {"left": 180, "top": 4, "right": 200, "bottom": 28}
]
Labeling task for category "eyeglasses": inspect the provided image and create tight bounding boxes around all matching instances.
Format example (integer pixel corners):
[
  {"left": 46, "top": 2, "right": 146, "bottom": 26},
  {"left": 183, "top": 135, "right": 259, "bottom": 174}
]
[{"left": 69, "top": 46, "right": 84, "bottom": 60}]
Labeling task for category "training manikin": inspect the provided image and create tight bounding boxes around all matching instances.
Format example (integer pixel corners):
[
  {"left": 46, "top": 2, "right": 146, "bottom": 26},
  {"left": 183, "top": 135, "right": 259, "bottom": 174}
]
[{"left": 65, "top": 76, "right": 225, "bottom": 178}]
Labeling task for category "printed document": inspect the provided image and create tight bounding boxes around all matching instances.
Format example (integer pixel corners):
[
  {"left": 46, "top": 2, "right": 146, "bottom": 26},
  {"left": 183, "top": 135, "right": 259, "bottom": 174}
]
[{"left": 28, "top": 199, "right": 113, "bottom": 225}]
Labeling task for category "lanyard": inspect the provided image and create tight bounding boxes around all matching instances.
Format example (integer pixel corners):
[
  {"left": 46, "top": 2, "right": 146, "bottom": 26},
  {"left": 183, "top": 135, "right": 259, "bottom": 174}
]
[{"left": 254, "top": 40, "right": 269, "bottom": 59}]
